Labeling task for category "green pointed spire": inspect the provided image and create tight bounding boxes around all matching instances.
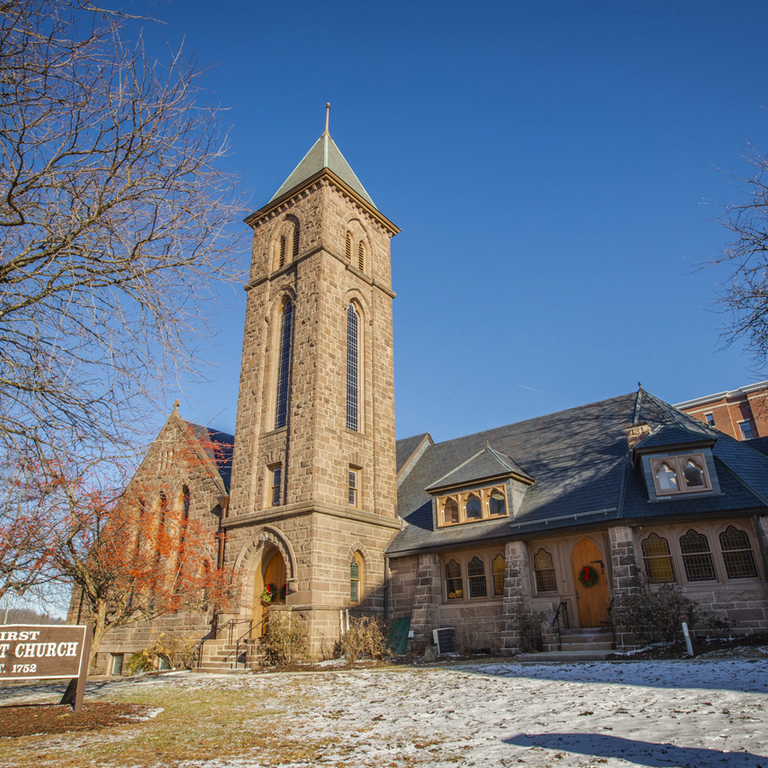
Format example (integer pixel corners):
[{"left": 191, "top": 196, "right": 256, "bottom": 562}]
[{"left": 269, "top": 107, "right": 376, "bottom": 207}]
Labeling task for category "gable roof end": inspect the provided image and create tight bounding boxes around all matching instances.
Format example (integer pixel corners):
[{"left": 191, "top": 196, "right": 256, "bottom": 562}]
[{"left": 425, "top": 444, "right": 533, "bottom": 493}]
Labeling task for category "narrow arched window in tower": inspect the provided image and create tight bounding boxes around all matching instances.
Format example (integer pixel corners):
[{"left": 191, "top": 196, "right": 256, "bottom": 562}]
[
  {"left": 274, "top": 299, "right": 294, "bottom": 429},
  {"left": 278, "top": 235, "right": 286, "bottom": 269},
  {"left": 357, "top": 241, "right": 365, "bottom": 272},
  {"left": 346, "top": 303, "right": 360, "bottom": 431},
  {"left": 350, "top": 552, "right": 364, "bottom": 604},
  {"left": 292, "top": 226, "right": 299, "bottom": 261},
  {"left": 345, "top": 231, "right": 352, "bottom": 262}
]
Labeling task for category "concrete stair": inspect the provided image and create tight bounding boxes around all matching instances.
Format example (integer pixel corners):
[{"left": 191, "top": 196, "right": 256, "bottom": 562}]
[
  {"left": 197, "top": 638, "right": 261, "bottom": 673},
  {"left": 517, "top": 626, "right": 614, "bottom": 662}
]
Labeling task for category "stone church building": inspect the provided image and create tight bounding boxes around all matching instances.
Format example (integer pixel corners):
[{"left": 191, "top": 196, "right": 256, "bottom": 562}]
[{"left": 84, "top": 123, "right": 768, "bottom": 673}]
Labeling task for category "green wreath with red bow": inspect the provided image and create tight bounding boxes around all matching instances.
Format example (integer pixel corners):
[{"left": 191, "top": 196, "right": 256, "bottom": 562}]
[{"left": 578, "top": 565, "right": 599, "bottom": 588}]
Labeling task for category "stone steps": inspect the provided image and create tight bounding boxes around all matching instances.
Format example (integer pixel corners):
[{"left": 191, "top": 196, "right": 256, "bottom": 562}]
[
  {"left": 197, "top": 638, "right": 262, "bottom": 673},
  {"left": 517, "top": 649, "right": 614, "bottom": 662},
  {"left": 519, "top": 626, "right": 614, "bottom": 662}
]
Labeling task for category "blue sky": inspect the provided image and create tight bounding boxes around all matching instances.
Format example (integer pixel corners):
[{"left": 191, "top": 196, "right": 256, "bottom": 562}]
[{"left": 126, "top": 0, "right": 768, "bottom": 443}]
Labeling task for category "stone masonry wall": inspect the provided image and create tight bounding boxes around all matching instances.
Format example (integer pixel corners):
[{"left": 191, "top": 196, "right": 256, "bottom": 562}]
[
  {"left": 68, "top": 410, "right": 227, "bottom": 674},
  {"left": 608, "top": 525, "right": 641, "bottom": 649},
  {"left": 500, "top": 540, "right": 534, "bottom": 655}
]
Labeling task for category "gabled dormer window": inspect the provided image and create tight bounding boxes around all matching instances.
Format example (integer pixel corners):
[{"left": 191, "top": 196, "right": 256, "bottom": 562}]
[
  {"left": 437, "top": 485, "right": 509, "bottom": 528},
  {"left": 649, "top": 454, "right": 712, "bottom": 497}
]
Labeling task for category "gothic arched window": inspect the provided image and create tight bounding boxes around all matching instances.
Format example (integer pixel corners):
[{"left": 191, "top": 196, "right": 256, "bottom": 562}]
[
  {"left": 679, "top": 529, "right": 715, "bottom": 581},
  {"left": 346, "top": 303, "right": 360, "bottom": 431},
  {"left": 274, "top": 299, "right": 294, "bottom": 429},
  {"left": 642, "top": 533, "right": 675, "bottom": 583},
  {"left": 465, "top": 493, "right": 482, "bottom": 520},
  {"left": 467, "top": 556, "right": 487, "bottom": 598},
  {"left": 533, "top": 548, "right": 557, "bottom": 592},
  {"left": 350, "top": 552, "right": 364, "bottom": 604},
  {"left": 445, "top": 559, "right": 462, "bottom": 600},
  {"left": 720, "top": 526, "right": 758, "bottom": 579}
]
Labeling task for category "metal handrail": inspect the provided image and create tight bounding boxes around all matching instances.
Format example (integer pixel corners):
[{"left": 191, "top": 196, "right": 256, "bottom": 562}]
[
  {"left": 551, "top": 601, "right": 569, "bottom": 650},
  {"left": 234, "top": 620, "right": 260, "bottom": 670},
  {"left": 195, "top": 618, "right": 256, "bottom": 669}
]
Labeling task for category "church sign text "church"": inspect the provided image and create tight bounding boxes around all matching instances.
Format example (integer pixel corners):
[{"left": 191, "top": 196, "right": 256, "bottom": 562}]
[{"left": 0, "top": 625, "right": 89, "bottom": 681}]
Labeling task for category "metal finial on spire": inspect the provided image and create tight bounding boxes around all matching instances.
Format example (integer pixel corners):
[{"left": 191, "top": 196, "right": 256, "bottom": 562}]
[{"left": 323, "top": 103, "right": 330, "bottom": 136}]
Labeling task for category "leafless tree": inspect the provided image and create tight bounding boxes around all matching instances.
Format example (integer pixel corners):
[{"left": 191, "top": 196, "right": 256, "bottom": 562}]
[
  {"left": 713, "top": 141, "right": 768, "bottom": 368},
  {"left": 0, "top": 0, "right": 246, "bottom": 462},
  {"left": 0, "top": 454, "right": 59, "bottom": 605}
]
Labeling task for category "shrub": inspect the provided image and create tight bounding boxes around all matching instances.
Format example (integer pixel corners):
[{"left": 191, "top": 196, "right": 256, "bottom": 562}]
[
  {"left": 612, "top": 577, "right": 731, "bottom": 644},
  {"left": 148, "top": 632, "right": 199, "bottom": 670},
  {"left": 338, "top": 616, "right": 388, "bottom": 662},
  {"left": 126, "top": 649, "right": 155, "bottom": 675},
  {"left": 260, "top": 611, "right": 307, "bottom": 666}
]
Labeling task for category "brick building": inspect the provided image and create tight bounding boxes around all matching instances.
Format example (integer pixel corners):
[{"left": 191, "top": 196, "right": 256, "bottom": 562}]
[
  {"left": 675, "top": 382, "right": 768, "bottom": 441},
  {"left": 86, "top": 122, "right": 768, "bottom": 673}
]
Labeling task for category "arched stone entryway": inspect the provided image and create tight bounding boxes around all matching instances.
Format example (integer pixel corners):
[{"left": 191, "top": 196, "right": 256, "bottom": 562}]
[{"left": 234, "top": 526, "right": 295, "bottom": 637}]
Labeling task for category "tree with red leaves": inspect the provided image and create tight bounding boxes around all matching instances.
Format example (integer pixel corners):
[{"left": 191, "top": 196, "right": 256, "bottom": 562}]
[{"left": 47, "top": 423, "right": 236, "bottom": 668}]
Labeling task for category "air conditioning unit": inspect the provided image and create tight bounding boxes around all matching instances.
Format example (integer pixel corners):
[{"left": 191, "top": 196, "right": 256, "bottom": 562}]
[{"left": 432, "top": 627, "right": 457, "bottom": 655}]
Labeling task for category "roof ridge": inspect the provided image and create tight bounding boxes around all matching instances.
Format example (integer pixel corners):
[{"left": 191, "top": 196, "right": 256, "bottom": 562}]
[{"left": 269, "top": 132, "right": 376, "bottom": 207}]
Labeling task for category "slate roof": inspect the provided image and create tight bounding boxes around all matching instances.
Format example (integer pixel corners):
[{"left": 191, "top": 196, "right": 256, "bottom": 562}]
[
  {"left": 746, "top": 436, "right": 768, "bottom": 457},
  {"left": 396, "top": 433, "right": 431, "bottom": 474},
  {"left": 634, "top": 423, "right": 715, "bottom": 451},
  {"left": 188, "top": 424, "right": 235, "bottom": 493},
  {"left": 425, "top": 445, "right": 532, "bottom": 492},
  {"left": 269, "top": 132, "right": 376, "bottom": 207},
  {"left": 388, "top": 390, "right": 768, "bottom": 557}
]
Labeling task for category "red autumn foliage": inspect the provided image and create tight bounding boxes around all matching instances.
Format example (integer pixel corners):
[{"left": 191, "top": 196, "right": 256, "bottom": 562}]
[{"left": 8, "top": 426, "right": 238, "bottom": 668}]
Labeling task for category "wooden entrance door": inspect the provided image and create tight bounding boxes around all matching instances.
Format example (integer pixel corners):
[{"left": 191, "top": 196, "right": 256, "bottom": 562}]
[
  {"left": 570, "top": 538, "right": 610, "bottom": 627},
  {"left": 252, "top": 547, "right": 287, "bottom": 638}
]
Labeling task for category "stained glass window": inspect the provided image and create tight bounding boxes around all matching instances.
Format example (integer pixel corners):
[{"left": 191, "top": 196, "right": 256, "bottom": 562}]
[
  {"left": 680, "top": 530, "right": 715, "bottom": 581},
  {"left": 346, "top": 303, "right": 360, "bottom": 431},
  {"left": 642, "top": 533, "right": 675, "bottom": 582},
  {"left": 720, "top": 526, "right": 758, "bottom": 579},
  {"left": 274, "top": 300, "right": 293, "bottom": 429},
  {"left": 468, "top": 556, "right": 487, "bottom": 598}
]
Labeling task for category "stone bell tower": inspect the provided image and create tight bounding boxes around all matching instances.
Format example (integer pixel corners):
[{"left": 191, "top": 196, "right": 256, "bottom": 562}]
[{"left": 223, "top": 108, "right": 401, "bottom": 654}]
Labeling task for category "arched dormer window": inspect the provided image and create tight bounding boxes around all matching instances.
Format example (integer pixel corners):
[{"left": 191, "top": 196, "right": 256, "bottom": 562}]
[
  {"left": 346, "top": 303, "right": 360, "bottom": 431},
  {"left": 274, "top": 299, "right": 294, "bottom": 429},
  {"left": 655, "top": 462, "right": 677, "bottom": 492},
  {"left": 465, "top": 493, "right": 482, "bottom": 520},
  {"left": 357, "top": 241, "right": 365, "bottom": 272},
  {"left": 345, "top": 231, "right": 353, "bottom": 262},
  {"left": 442, "top": 497, "right": 459, "bottom": 525}
]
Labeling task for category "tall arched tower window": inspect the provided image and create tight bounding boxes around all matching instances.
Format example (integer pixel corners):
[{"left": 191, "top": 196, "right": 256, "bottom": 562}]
[
  {"left": 274, "top": 299, "right": 294, "bottom": 429},
  {"left": 346, "top": 303, "right": 360, "bottom": 431}
]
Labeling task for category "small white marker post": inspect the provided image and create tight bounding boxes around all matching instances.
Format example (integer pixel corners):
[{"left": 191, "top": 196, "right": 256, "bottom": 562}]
[{"left": 681, "top": 617, "right": 694, "bottom": 657}]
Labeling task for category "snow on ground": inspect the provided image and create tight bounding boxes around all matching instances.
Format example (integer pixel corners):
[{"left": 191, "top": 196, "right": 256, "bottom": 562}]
[{"left": 4, "top": 659, "right": 768, "bottom": 767}]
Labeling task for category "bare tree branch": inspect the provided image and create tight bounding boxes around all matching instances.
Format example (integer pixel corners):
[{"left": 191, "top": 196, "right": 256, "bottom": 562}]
[
  {"left": 712, "top": 139, "right": 768, "bottom": 368},
  {"left": 0, "top": 0, "right": 247, "bottom": 461}
]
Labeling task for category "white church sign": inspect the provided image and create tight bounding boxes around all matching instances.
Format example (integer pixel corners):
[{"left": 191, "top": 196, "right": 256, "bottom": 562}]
[{"left": 0, "top": 625, "right": 91, "bottom": 712}]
